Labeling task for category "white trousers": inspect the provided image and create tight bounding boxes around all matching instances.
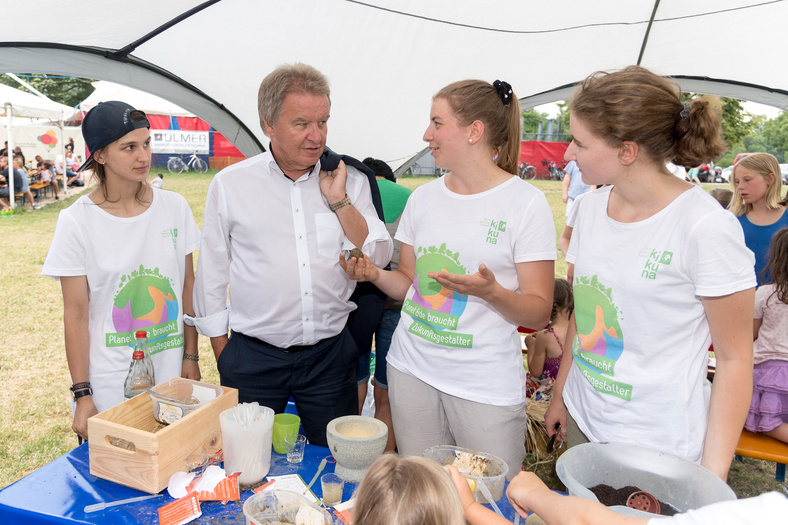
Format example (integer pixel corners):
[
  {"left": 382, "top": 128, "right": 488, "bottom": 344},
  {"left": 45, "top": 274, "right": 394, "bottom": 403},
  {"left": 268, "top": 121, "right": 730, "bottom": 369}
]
[{"left": 388, "top": 365, "right": 526, "bottom": 480}]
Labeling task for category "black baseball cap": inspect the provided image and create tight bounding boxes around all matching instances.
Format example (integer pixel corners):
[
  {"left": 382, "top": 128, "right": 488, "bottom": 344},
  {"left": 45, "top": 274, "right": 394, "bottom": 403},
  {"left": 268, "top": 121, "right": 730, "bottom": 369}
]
[{"left": 77, "top": 101, "right": 150, "bottom": 172}]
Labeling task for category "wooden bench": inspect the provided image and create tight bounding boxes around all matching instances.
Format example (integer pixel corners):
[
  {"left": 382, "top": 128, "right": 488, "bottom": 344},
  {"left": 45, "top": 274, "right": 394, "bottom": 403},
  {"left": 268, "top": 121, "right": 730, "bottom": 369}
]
[
  {"left": 29, "top": 182, "right": 50, "bottom": 202},
  {"left": 735, "top": 429, "right": 788, "bottom": 482}
]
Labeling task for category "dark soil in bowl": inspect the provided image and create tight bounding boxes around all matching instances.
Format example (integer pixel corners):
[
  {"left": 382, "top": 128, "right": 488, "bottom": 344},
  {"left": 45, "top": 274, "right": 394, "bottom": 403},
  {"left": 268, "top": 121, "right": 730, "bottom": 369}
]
[{"left": 589, "top": 484, "right": 678, "bottom": 516}]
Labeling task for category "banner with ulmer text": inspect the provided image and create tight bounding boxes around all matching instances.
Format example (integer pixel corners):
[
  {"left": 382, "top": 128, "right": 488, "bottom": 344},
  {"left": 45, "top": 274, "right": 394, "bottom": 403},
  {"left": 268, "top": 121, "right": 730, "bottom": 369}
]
[{"left": 150, "top": 129, "right": 210, "bottom": 154}]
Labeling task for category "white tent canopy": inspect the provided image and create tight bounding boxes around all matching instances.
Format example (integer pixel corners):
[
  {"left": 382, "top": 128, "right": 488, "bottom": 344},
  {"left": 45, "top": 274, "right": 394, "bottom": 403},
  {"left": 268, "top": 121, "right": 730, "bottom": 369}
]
[
  {"left": 80, "top": 80, "right": 195, "bottom": 117},
  {"left": 0, "top": 82, "right": 76, "bottom": 206},
  {"left": 2, "top": 1, "right": 786, "bottom": 167},
  {"left": 0, "top": 83, "right": 75, "bottom": 120}
]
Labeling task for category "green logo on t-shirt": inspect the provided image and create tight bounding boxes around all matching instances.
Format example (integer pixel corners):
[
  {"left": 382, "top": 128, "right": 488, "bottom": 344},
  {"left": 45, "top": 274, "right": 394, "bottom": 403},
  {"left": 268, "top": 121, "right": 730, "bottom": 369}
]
[
  {"left": 639, "top": 248, "right": 673, "bottom": 280},
  {"left": 480, "top": 218, "right": 507, "bottom": 245},
  {"left": 105, "top": 265, "right": 182, "bottom": 354},
  {"left": 404, "top": 244, "right": 473, "bottom": 348},
  {"left": 573, "top": 275, "right": 632, "bottom": 400}
]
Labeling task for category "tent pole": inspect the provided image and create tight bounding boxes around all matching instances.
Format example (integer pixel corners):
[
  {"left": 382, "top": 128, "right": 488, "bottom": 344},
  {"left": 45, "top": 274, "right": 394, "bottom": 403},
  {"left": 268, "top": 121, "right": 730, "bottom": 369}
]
[
  {"left": 637, "top": 0, "right": 661, "bottom": 65},
  {"left": 5, "top": 103, "right": 14, "bottom": 209},
  {"left": 59, "top": 117, "right": 67, "bottom": 198}
]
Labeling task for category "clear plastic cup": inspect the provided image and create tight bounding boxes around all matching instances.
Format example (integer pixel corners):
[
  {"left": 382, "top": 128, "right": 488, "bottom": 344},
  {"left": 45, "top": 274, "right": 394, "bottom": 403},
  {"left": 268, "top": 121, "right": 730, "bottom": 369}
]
[
  {"left": 320, "top": 473, "right": 344, "bottom": 507},
  {"left": 185, "top": 453, "right": 208, "bottom": 477},
  {"left": 285, "top": 434, "right": 306, "bottom": 464}
]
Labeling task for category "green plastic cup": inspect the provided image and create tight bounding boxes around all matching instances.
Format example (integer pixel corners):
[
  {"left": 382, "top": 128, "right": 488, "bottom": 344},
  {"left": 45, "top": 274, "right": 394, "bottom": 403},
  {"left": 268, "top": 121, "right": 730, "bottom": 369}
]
[{"left": 272, "top": 413, "right": 301, "bottom": 454}]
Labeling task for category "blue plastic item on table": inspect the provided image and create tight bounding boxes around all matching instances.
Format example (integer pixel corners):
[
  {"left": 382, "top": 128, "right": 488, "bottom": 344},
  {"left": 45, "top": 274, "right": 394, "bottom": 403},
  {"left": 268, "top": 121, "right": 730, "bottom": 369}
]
[{"left": 0, "top": 442, "right": 522, "bottom": 524}]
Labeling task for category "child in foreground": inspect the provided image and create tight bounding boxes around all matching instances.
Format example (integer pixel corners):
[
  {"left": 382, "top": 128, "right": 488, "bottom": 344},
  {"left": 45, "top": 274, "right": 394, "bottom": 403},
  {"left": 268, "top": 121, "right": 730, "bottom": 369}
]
[
  {"left": 352, "top": 454, "right": 787, "bottom": 525},
  {"left": 745, "top": 227, "right": 788, "bottom": 443},
  {"left": 449, "top": 468, "right": 787, "bottom": 525},
  {"left": 352, "top": 454, "right": 464, "bottom": 525}
]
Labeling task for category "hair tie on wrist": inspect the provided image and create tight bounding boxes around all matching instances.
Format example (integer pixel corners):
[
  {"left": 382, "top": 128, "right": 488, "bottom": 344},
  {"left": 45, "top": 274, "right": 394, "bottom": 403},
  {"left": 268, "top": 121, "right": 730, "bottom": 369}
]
[
  {"left": 493, "top": 80, "right": 513, "bottom": 105},
  {"left": 680, "top": 101, "right": 691, "bottom": 120}
]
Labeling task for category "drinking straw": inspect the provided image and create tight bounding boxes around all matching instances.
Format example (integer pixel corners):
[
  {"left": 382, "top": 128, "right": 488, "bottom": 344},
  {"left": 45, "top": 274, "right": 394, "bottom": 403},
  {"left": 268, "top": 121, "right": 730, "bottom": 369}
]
[
  {"left": 305, "top": 458, "right": 328, "bottom": 491},
  {"left": 477, "top": 480, "right": 504, "bottom": 517}
]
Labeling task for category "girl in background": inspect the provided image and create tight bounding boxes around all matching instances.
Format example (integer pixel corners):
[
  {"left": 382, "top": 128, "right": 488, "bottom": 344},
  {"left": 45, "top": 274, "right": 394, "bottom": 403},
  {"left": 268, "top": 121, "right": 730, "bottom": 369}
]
[
  {"left": 546, "top": 66, "right": 755, "bottom": 480},
  {"left": 525, "top": 278, "right": 573, "bottom": 399},
  {"left": 730, "top": 152, "right": 788, "bottom": 286},
  {"left": 745, "top": 227, "right": 788, "bottom": 443}
]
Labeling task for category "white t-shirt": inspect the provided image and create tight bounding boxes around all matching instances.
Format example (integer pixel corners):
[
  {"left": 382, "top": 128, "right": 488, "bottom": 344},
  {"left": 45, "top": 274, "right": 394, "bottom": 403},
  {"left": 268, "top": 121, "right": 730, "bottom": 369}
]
[
  {"left": 387, "top": 176, "right": 556, "bottom": 406},
  {"left": 42, "top": 189, "right": 201, "bottom": 413},
  {"left": 647, "top": 492, "right": 788, "bottom": 525},
  {"left": 753, "top": 284, "right": 788, "bottom": 364},
  {"left": 666, "top": 162, "right": 687, "bottom": 180},
  {"left": 566, "top": 190, "right": 592, "bottom": 229},
  {"left": 565, "top": 186, "right": 755, "bottom": 462}
]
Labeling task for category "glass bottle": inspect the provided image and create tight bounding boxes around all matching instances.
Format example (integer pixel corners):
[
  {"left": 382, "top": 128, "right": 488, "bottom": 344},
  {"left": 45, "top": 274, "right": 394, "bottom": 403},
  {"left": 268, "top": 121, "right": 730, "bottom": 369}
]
[
  {"left": 135, "top": 330, "right": 155, "bottom": 386},
  {"left": 124, "top": 350, "right": 154, "bottom": 400}
]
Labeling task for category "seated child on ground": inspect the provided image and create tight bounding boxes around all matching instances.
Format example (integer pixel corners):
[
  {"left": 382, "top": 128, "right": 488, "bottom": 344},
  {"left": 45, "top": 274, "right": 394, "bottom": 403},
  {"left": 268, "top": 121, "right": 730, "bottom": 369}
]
[
  {"left": 39, "top": 162, "right": 60, "bottom": 200},
  {"left": 524, "top": 278, "right": 573, "bottom": 399},
  {"left": 745, "top": 227, "right": 788, "bottom": 444}
]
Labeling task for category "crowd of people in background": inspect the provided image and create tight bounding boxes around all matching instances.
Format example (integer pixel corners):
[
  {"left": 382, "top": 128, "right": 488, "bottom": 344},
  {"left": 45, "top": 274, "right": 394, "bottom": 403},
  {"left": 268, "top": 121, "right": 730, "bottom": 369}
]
[
  {"left": 0, "top": 139, "right": 87, "bottom": 213},
  {"left": 37, "top": 61, "right": 788, "bottom": 523}
]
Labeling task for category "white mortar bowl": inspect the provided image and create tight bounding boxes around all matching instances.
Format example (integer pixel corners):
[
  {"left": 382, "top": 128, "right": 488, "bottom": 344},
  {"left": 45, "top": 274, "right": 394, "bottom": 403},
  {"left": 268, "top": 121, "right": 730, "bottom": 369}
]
[{"left": 326, "top": 416, "right": 388, "bottom": 482}]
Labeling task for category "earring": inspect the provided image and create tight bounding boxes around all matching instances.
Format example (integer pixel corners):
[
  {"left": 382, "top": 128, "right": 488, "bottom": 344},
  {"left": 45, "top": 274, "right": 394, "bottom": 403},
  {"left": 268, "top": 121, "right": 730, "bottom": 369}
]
[{"left": 468, "top": 139, "right": 473, "bottom": 144}]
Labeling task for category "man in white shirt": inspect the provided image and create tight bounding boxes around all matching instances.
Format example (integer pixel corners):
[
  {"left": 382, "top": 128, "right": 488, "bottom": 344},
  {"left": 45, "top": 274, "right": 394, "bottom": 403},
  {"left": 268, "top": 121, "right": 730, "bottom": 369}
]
[
  {"left": 190, "top": 63, "right": 392, "bottom": 446},
  {"left": 55, "top": 149, "right": 84, "bottom": 187}
]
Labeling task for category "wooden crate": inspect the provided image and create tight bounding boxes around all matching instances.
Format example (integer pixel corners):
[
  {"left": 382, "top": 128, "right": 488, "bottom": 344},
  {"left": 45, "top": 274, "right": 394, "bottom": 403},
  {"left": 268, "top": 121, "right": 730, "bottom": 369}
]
[{"left": 88, "top": 384, "right": 238, "bottom": 494}]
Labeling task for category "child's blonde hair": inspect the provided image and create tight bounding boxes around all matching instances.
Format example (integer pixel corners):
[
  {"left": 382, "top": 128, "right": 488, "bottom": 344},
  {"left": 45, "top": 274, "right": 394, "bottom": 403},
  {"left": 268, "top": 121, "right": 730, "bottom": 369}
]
[
  {"left": 764, "top": 228, "right": 788, "bottom": 303},
  {"left": 352, "top": 454, "right": 465, "bottom": 525},
  {"left": 729, "top": 152, "right": 784, "bottom": 216}
]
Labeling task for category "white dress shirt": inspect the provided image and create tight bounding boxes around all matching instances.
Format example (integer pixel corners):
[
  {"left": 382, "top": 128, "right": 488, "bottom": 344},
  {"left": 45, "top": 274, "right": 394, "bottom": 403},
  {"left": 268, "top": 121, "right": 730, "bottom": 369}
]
[{"left": 192, "top": 150, "right": 393, "bottom": 347}]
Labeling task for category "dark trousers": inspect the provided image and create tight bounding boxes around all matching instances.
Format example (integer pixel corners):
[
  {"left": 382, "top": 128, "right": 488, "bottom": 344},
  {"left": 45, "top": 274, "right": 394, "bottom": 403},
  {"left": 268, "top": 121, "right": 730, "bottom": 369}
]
[{"left": 218, "top": 328, "right": 358, "bottom": 447}]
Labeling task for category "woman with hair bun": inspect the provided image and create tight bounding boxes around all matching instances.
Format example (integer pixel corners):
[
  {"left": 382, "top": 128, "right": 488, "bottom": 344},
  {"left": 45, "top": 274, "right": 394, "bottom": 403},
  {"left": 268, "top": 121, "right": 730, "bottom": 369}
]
[
  {"left": 343, "top": 79, "right": 556, "bottom": 477},
  {"left": 545, "top": 66, "right": 756, "bottom": 480}
]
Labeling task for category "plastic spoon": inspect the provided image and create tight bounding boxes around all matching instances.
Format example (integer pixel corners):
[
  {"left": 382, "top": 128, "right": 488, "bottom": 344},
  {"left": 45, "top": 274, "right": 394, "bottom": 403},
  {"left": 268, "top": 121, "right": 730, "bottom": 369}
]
[
  {"left": 84, "top": 494, "right": 163, "bottom": 513},
  {"left": 477, "top": 480, "right": 504, "bottom": 517}
]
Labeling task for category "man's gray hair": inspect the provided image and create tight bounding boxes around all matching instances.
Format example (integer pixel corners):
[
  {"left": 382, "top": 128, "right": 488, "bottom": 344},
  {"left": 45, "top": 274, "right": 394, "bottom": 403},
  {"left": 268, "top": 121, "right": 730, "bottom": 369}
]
[{"left": 258, "top": 63, "right": 331, "bottom": 136}]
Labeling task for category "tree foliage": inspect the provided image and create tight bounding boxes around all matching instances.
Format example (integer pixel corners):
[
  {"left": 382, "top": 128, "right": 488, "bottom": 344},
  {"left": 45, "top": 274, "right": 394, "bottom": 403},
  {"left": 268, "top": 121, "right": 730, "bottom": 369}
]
[
  {"left": 0, "top": 74, "right": 95, "bottom": 108},
  {"left": 761, "top": 112, "right": 788, "bottom": 162},
  {"left": 521, "top": 107, "right": 549, "bottom": 134}
]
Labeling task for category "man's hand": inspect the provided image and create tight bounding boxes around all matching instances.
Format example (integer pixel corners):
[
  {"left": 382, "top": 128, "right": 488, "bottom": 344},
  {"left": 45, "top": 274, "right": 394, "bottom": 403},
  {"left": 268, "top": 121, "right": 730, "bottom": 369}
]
[
  {"left": 339, "top": 252, "right": 380, "bottom": 282},
  {"left": 319, "top": 159, "right": 348, "bottom": 205},
  {"left": 210, "top": 335, "right": 229, "bottom": 361}
]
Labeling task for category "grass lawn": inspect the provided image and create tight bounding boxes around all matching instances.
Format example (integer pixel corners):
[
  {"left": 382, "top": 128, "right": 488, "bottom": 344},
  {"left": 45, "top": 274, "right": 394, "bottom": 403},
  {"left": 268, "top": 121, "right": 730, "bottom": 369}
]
[{"left": 0, "top": 172, "right": 784, "bottom": 498}]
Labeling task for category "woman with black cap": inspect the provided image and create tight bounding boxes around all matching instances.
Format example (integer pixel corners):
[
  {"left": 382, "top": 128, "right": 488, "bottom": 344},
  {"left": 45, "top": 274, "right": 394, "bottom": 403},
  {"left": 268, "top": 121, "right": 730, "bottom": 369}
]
[{"left": 42, "top": 101, "right": 201, "bottom": 442}]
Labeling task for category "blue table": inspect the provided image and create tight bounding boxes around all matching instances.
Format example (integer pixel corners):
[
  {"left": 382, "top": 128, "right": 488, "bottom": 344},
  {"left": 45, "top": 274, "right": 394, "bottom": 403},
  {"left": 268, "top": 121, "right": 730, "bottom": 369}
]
[{"left": 0, "top": 444, "right": 519, "bottom": 523}]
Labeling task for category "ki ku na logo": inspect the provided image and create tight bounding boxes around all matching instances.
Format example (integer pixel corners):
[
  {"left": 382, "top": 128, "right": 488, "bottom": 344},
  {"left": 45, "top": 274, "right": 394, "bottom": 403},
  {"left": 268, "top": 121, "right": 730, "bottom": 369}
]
[
  {"left": 480, "top": 218, "right": 507, "bottom": 245},
  {"left": 162, "top": 228, "right": 179, "bottom": 250},
  {"left": 640, "top": 248, "right": 673, "bottom": 280}
]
